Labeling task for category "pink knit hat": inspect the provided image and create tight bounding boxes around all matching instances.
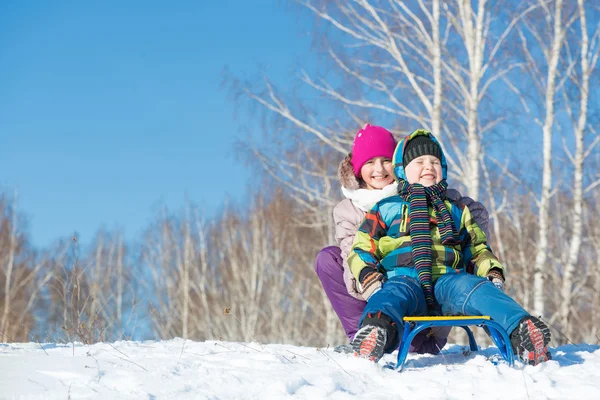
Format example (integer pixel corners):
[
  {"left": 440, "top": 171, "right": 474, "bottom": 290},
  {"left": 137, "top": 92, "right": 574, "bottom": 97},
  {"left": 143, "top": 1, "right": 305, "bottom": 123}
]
[{"left": 351, "top": 124, "right": 397, "bottom": 177}]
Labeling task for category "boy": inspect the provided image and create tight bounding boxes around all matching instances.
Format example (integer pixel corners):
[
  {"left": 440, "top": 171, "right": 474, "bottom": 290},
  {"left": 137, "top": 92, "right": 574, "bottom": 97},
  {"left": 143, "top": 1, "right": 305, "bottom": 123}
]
[{"left": 347, "top": 129, "right": 551, "bottom": 366}]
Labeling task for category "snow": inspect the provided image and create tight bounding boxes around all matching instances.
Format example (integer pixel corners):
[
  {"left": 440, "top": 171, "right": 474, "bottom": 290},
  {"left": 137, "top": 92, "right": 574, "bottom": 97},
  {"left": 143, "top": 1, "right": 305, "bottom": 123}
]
[{"left": 1, "top": 340, "right": 599, "bottom": 399}]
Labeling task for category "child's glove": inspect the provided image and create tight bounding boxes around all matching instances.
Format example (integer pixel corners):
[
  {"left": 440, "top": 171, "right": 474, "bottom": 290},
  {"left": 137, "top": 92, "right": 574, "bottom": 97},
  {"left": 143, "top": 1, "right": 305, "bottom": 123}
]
[
  {"left": 359, "top": 270, "right": 385, "bottom": 300},
  {"left": 487, "top": 269, "right": 505, "bottom": 292}
]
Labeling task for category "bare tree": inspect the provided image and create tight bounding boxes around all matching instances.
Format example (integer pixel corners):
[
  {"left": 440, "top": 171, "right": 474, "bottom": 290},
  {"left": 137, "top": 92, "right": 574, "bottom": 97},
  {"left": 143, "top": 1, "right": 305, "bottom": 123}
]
[
  {"left": 42, "top": 229, "right": 135, "bottom": 343},
  {"left": 518, "top": 0, "right": 567, "bottom": 317},
  {"left": 441, "top": 1, "right": 537, "bottom": 197},
  {"left": 142, "top": 191, "right": 345, "bottom": 346},
  {"left": 232, "top": 1, "right": 537, "bottom": 202},
  {"left": 143, "top": 208, "right": 188, "bottom": 339},
  {"left": 0, "top": 193, "right": 48, "bottom": 342},
  {"left": 558, "top": 0, "right": 600, "bottom": 342},
  {"left": 86, "top": 230, "right": 137, "bottom": 340},
  {"left": 590, "top": 190, "right": 600, "bottom": 342}
]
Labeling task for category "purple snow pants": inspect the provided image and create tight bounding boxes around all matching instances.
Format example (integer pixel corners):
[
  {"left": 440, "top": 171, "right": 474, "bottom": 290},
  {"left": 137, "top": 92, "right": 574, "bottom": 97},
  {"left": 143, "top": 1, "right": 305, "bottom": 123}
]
[
  {"left": 314, "top": 246, "right": 366, "bottom": 340},
  {"left": 315, "top": 246, "right": 448, "bottom": 354}
]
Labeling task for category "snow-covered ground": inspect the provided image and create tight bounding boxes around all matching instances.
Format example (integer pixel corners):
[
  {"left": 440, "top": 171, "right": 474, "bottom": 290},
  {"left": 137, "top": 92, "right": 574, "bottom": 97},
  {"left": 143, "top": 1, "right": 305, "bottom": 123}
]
[{"left": 1, "top": 339, "right": 599, "bottom": 399}]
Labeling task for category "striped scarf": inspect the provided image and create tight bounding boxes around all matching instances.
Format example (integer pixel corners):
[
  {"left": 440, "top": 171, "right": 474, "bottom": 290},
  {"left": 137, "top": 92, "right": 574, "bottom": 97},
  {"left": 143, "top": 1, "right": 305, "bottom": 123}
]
[{"left": 398, "top": 180, "right": 459, "bottom": 310}]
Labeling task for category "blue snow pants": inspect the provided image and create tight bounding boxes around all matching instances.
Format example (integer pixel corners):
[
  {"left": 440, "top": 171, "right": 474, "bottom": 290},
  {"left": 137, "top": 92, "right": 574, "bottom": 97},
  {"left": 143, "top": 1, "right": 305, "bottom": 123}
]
[{"left": 360, "top": 273, "right": 529, "bottom": 350}]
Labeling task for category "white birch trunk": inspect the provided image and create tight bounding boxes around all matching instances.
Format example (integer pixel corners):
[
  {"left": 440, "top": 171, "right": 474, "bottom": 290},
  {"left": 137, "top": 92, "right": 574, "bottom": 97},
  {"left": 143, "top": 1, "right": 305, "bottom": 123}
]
[
  {"left": 193, "top": 209, "right": 211, "bottom": 339},
  {"left": 181, "top": 207, "right": 192, "bottom": 339},
  {"left": 0, "top": 194, "right": 17, "bottom": 336},
  {"left": 456, "top": 0, "right": 486, "bottom": 198},
  {"left": 559, "top": 0, "right": 591, "bottom": 340},
  {"left": 116, "top": 233, "right": 124, "bottom": 324},
  {"left": 593, "top": 248, "right": 600, "bottom": 340},
  {"left": 532, "top": 0, "right": 563, "bottom": 318},
  {"left": 431, "top": 0, "right": 442, "bottom": 137}
]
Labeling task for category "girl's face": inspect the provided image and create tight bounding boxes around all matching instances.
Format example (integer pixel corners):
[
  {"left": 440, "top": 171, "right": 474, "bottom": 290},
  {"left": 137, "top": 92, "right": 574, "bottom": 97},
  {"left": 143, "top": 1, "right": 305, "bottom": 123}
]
[
  {"left": 360, "top": 156, "right": 394, "bottom": 190},
  {"left": 405, "top": 155, "right": 442, "bottom": 187}
]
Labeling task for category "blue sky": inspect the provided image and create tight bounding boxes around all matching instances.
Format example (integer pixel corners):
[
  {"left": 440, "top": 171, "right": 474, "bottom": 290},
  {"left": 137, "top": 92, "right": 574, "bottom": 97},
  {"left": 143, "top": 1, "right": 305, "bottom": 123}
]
[{"left": 1, "top": 1, "right": 313, "bottom": 248}]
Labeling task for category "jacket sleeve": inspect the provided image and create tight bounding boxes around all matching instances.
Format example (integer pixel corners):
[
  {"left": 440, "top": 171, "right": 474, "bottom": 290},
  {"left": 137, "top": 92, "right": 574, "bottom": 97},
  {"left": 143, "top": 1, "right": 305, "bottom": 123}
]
[
  {"left": 348, "top": 203, "right": 387, "bottom": 281},
  {"left": 460, "top": 199, "right": 490, "bottom": 240},
  {"left": 460, "top": 205, "right": 504, "bottom": 278},
  {"left": 446, "top": 188, "right": 490, "bottom": 239},
  {"left": 333, "top": 200, "right": 363, "bottom": 267}
]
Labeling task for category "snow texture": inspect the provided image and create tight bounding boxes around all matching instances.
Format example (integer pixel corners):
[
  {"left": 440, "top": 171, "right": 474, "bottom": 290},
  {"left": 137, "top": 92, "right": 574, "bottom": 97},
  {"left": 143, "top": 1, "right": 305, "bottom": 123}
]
[{"left": 1, "top": 339, "right": 599, "bottom": 399}]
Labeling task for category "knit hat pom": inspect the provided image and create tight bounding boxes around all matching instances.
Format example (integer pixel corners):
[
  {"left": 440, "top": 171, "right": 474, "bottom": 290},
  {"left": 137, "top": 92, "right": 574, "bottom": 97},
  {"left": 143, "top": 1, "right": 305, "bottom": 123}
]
[
  {"left": 403, "top": 134, "right": 442, "bottom": 167},
  {"left": 351, "top": 124, "right": 397, "bottom": 177}
]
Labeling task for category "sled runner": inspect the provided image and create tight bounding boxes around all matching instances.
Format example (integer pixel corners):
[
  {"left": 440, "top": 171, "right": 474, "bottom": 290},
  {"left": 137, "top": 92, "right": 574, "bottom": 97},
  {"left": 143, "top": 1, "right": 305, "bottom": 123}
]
[{"left": 395, "top": 315, "right": 515, "bottom": 370}]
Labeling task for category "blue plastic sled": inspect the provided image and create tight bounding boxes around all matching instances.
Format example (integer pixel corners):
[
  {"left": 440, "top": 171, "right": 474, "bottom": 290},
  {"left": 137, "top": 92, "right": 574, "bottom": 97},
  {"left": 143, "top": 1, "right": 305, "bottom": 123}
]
[{"left": 395, "top": 315, "right": 515, "bottom": 370}]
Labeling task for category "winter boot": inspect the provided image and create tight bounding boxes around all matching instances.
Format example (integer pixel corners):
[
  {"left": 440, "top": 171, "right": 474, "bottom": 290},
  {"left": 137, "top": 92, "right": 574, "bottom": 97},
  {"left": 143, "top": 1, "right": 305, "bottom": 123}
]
[
  {"left": 510, "top": 316, "right": 552, "bottom": 366},
  {"left": 350, "top": 325, "right": 387, "bottom": 362},
  {"left": 351, "top": 312, "right": 398, "bottom": 362},
  {"left": 351, "top": 324, "right": 388, "bottom": 362}
]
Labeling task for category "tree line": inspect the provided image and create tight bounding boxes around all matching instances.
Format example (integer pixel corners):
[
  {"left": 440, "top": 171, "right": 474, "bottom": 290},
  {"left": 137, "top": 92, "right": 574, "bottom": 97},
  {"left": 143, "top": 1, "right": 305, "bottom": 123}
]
[{"left": 2, "top": 0, "right": 600, "bottom": 347}]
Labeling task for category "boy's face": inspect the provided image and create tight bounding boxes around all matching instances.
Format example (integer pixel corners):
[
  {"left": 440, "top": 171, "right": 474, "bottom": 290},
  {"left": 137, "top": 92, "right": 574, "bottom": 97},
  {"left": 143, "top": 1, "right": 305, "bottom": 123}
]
[
  {"left": 360, "top": 156, "right": 394, "bottom": 190},
  {"left": 405, "top": 155, "right": 442, "bottom": 187}
]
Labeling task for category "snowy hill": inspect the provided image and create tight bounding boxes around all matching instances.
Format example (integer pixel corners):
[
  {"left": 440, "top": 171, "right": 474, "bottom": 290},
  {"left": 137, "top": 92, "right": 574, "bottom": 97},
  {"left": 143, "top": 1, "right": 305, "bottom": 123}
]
[{"left": 1, "top": 339, "right": 599, "bottom": 399}]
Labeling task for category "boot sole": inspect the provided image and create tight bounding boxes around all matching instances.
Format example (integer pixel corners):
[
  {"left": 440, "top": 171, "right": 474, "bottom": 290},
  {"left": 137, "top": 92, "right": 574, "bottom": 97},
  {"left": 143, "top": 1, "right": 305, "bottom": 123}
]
[
  {"left": 352, "top": 326, "right": 386, "bottom": 362},
  {"left": 515, "top": 317, "right": 552, "bottom": 366}
]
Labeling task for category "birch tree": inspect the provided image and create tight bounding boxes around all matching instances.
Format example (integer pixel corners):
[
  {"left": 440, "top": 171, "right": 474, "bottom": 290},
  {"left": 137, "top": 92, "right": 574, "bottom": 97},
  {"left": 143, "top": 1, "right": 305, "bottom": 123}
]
[
  {"left": 143, "top": 208, "right": 192, "bottom": 339},
  {"left": 590, "top": 192, "right": 600, "bottom": 341},
  {"left": 233, "top": 1, "right": 535, "bottom": 201},
  {"left": 558, "top": 0, "right": 600, "bottom": 341},
  {"left": 518, "top": 0, "right": 566, "bottom": 318},
  {"left": 142, "top": 193, "right": 342, "bottom": 345},
  {"left": 231, "top": 0, "right": 446, "bottom": 203},
  {"left": 0, "top": 194, "right": 48, "bottom": 342},
  {"left": 42, "top": 230, "right": 134, "bottom": 343},
  {"left": 441, "top": 1, "right": 537, "bottom": 197},
  {"left": 85, "top": 230, "right": 135, "bottom": 340}
]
